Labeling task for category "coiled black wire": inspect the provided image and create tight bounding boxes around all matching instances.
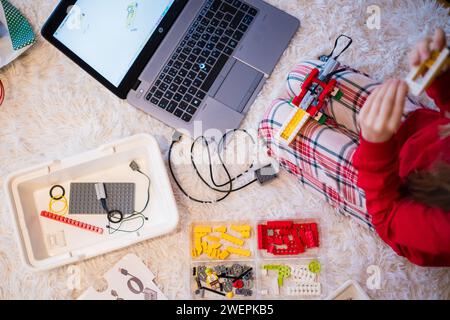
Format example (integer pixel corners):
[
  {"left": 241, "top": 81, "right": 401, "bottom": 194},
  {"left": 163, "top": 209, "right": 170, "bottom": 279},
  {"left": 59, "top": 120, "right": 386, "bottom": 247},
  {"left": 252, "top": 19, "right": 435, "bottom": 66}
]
[{"left": 168, "top": 129, "right": 258, "bottom": 203}]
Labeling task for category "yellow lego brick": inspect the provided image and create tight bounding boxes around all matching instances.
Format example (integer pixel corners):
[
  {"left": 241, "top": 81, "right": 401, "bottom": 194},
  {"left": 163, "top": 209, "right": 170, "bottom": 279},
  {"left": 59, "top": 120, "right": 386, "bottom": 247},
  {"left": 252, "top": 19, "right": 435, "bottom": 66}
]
[
  {"left": 194, "top": 226, "right": 212, "bottom": 233},
  {"left": 213, "top": 226, "right": 227, "bottom": 233},
  {"left": 194, "top": 232, "right": 208, "bottom": 238},
  {"left": 206, "top": 235, "right": 221, "bottom": 242},
  {"left": 209, "top": 242, "right": 222, "bottom": 249},
  {"left": 191, "top": 248, "right": 198, "bottom": 257},
  {"left": 282, "top": 109, "right": 308, "bottom": 138},
  {"left": 221, "top": 232, "right": 244, "bottom": 246},
  {"left": 207, "top": 245, "right": 213, "bottom": 256},
  {"left": 194, "top": 238, "right": 202, "bottom": 254},
  {"left": 230, "top": 225, "right": 251, "bottom": 233},
  {"left": 219, "top": 250, "right": 230, "bottom": 260},
  {"left": 239, "top": 230, "right": 251, "bottom": 239},
  {"left": 201, "top": 241, "right": 208, "bottom": 253},
  {"left": 226, "top": 246, "right": 252, "bottom": 257}
]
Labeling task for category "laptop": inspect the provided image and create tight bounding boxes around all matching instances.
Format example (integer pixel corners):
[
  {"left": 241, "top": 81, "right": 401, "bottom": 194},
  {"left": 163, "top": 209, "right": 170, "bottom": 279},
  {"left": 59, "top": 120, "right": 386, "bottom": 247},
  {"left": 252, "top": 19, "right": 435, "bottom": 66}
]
[{"left": 42, "top": 0, "right": 299, "bottom": 136}]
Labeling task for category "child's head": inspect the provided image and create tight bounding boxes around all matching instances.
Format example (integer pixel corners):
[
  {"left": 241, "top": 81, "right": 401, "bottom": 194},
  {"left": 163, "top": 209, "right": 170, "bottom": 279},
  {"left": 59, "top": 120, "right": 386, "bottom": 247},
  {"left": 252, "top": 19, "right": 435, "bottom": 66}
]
[{"left": 406, "top": 163, "right": 449, "bottom": 212}]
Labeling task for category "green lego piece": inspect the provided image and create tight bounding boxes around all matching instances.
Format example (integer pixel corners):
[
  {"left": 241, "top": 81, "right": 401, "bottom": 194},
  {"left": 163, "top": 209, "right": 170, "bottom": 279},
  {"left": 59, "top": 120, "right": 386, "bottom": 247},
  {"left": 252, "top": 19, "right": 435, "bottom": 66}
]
[
  {"left": 278, "top": 266, "right": 291, "bottom": 287},
  {"left": 263, "top": 264, "right": 282, "bottom": 271},
  {"left": 318, "top": 114, "right": 327, "bottom": 125},
  {"left": 332, "top": 89, "right": 343, "bottom": 101},
  {"left": 263, "top": 265, "right": 291, "bottom": 287}
]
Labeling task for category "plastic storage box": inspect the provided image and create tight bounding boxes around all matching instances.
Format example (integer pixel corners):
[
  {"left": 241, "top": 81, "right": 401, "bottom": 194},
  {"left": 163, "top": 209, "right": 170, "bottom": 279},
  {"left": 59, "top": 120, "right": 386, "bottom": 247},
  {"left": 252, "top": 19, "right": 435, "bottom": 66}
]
[
  {"left": 5, "top": 134, "right": 179, "bottom": 271},
  {"left": 189, "top": 218, "right": 324, "bottom": 299}
]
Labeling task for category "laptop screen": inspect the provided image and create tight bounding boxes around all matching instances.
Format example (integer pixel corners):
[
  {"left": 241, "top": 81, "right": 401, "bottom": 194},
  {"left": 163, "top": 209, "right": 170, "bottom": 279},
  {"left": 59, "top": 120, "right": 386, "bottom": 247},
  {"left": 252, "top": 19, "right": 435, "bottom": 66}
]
[{"left": 54, "top": 0, "right": 175, "bottom": 87}]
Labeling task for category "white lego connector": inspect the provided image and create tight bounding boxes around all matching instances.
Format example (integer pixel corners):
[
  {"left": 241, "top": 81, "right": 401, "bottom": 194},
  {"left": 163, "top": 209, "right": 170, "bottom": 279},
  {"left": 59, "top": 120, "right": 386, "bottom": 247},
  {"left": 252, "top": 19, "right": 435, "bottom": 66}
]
[{"left": 94, "top": 182, "right": 106, "bottom": 200}]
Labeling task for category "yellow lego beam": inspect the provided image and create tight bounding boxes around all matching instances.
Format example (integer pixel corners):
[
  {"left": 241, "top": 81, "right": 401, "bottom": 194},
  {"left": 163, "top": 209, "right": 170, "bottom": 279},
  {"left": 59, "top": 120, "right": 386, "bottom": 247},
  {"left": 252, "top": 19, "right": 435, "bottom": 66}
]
[
  {"left": 226, "top": 246, "right": 252, "bottom": 257},
  {"left": 278, "top": 107, "right": 310, "bottom": 145},
  {"left": 221, "top": 232, "right": 244, "bottom": 246}
]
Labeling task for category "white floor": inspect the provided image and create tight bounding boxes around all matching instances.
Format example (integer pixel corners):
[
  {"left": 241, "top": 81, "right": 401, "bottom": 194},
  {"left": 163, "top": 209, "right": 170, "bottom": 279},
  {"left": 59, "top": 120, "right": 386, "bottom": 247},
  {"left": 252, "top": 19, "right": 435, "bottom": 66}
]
[{"left": 0, "top": 0, "right": 449, "bottom": 299}]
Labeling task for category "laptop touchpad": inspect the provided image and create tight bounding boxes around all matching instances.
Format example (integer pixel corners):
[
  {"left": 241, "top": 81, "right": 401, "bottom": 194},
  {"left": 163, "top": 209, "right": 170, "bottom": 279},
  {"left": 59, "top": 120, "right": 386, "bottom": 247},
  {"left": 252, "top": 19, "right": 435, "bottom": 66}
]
[{"left": 214, "top": 60, "right": 263, "bottom": 113}]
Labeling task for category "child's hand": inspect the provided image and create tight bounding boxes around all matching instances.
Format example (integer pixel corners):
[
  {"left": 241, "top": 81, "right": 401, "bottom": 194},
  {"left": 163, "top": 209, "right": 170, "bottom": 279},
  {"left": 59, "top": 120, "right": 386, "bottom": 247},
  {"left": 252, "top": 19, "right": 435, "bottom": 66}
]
[
  {"left": 409, "top": 28, "right": 447, "bottom": 68},
  {"left": 359, "top": 79, "right": 408, "bottom": 143}
]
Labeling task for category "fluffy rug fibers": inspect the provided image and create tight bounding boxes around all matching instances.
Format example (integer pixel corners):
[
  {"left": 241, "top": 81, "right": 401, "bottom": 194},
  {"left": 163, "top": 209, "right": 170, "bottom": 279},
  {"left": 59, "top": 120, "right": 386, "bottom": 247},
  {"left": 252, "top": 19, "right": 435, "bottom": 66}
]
[{"left": 0, "top": 0, "right": 449, "bottom": 299}]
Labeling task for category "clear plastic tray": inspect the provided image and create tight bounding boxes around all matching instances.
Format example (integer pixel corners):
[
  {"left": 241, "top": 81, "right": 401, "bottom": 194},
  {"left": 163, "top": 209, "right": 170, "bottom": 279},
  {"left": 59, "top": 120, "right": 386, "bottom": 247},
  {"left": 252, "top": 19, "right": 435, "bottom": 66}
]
[
  {"left": 188, "top": 217, "right": 324, "bottom": 299},
  {"left": 257, "top": 258, "right": 324, "bottom": 299},
  {"left": 190, "top": 220, "right": 255, "bottom": 262},
  {"left": 191, "top": 261, "right": 257, "bottom": 300},
  {"left": 256, "top": 218, "right": 321, "bottom": 259}
]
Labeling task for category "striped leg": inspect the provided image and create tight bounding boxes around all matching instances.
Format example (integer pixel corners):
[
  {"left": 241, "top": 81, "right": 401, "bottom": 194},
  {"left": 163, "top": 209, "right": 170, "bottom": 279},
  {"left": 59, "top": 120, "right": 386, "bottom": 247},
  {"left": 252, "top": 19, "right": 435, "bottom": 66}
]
[
  {"left": 260, "top": 60, "right": 424, "bottom": 228},
  {"left": 259, "top": 97, "right": 371, "bottom": 228}
]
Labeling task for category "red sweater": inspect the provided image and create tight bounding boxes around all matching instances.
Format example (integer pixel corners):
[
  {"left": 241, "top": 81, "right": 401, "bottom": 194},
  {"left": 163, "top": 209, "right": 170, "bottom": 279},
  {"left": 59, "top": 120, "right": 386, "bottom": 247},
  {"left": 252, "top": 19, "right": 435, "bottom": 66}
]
[{"left": 354, "top": 71, "right": 450, "bottom": 267}]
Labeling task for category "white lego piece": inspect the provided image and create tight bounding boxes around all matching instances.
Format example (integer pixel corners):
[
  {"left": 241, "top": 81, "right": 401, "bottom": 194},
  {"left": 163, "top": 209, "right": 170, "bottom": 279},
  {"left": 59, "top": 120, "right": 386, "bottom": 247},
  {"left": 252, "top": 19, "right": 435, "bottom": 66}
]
[
  {"left": 261, "top": 268, "right": 268, "bottom": 276},
  {"left": 274, "top": 285, "right": 280, "bottom": 296},
  {"left": 406, "top": 47, "right": 449, "bottom": 96},
  {"left": 292, "top": 265, "right": 317, "bottom": 284},
  {"left": 287, "top": 283, "right": 321, "bottom": 297},
  {"left": 46, "top": 231, "right": 67, "bottom": 249}
]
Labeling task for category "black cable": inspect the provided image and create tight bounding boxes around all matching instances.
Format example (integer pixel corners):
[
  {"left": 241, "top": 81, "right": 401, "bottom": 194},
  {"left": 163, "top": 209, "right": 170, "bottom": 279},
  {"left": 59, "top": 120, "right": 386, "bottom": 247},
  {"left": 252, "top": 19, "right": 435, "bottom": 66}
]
[
  {"left": 102, "top": 167, "right": 151, "bottom": 234},
  {"left": 168, "top": 130, "right": 258, "bottom": 203},
  {"left": 135, "top": 169, "right": 151, "bottom": 214},
  {"left": 169, "top": 140, "right": 233, "bottom": 203},
  {"left": 190, "top": 130, "right": 257, "bottom": 193},
  {"left": 326, "top": 34, "right": 353, "bottom": 60},
  {"left": 215, "top": 129, "right": 256, "bottom": 187}
]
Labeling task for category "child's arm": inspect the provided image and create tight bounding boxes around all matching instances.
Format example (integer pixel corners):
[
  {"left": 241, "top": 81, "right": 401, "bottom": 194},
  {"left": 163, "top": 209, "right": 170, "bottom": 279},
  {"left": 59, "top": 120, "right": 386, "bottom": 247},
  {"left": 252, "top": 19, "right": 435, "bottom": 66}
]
[
  {"left": 410, "top": 28, "right": 450, "bottom": 114},
  {"left": 355, "top": 80, "right": 450, "bottom": 266}
]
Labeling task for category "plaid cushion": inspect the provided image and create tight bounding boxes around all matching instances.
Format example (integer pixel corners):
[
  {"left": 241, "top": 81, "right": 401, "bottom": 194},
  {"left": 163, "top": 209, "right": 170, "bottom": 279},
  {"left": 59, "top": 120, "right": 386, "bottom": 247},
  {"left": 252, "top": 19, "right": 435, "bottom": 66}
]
[{"left": 259, "top": 60, "right": 425, "bottom": 229}]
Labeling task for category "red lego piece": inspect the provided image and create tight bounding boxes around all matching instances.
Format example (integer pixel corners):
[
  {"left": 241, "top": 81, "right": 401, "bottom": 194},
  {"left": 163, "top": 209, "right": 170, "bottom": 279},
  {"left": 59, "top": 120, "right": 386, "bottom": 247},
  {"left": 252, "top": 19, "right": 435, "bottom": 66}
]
[
  {"left": 293, "top": 234, "right": 305, "bottom": 253},
  {"left": 299, "top": 228, "right": 308, "bottom": 245},
  {"left": 267, "top": 220, "right": 293, "bottom": 229},
  {"left": 292, "top": 68, "right": 319, "bottom": 106},
  {"left": 291, "top": 67, "right": 338, "bottom": 122},
  {"left": 273, "top": 235, "right": 284, "bottom": 245},
  {"left": 311, "top": 223, "right": 319, "bottom": 247},
  {"left": 233, "top": 280, "right": 244, "bottom": 289},
  {"left": 305, "top": 230, "right": 315, "bottom": 248},
  {"left": 257, "top": 224, "right": 267, "bottom": 249},
  {"left": 258, "top": 220, "right": 319, "bottom": 256}
]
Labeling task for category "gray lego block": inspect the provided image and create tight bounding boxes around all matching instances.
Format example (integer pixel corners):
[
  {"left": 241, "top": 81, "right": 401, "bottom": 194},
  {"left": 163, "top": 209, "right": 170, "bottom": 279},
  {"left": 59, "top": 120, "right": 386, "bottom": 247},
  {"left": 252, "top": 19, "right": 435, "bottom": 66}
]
[{"left": 69, "top": 183, "right": 135, "bottom": 214}]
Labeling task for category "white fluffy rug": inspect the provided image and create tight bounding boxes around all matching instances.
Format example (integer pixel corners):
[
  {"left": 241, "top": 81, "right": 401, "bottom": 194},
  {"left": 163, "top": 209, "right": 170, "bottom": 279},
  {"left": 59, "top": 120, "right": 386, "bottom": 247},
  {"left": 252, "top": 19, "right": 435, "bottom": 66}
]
[{"left": 1, "top": 0, "right": 449, "bottom": 300}]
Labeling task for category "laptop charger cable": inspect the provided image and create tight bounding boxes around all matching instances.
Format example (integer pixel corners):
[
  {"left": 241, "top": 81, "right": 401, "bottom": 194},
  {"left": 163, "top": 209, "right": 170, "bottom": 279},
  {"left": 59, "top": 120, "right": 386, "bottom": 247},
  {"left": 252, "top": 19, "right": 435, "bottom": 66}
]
[{"left": 168, "top": 130, "right": 278, "bottom": 204}]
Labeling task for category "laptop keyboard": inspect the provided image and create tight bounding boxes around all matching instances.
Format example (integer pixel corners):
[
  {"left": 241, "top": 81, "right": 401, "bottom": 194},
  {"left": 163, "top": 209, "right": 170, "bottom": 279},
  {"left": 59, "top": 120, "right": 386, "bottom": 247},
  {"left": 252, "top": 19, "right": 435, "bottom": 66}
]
[{"left": 145, "top": 0, "right": 258, "bottom": 123}]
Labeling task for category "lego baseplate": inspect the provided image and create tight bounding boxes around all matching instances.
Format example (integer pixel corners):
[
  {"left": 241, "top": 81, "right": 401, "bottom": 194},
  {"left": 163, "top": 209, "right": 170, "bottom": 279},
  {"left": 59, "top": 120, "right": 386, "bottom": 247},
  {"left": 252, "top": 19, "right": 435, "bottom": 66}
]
[{"left": 69, "top": 182, "right": 135, "bottom": 214}]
